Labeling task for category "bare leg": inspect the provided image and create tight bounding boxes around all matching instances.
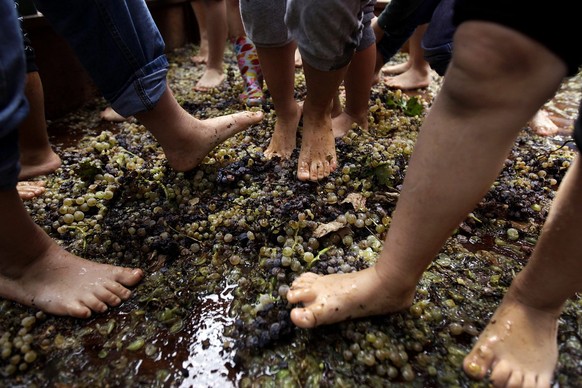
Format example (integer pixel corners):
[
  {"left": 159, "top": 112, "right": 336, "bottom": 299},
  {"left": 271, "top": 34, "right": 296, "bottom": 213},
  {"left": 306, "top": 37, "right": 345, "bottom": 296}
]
[
  {"left": 195, "top": 0, "right": 227, "bottom": 90},
  {"left": 332, "top": 44, "right": 375, "bottom": 138},
  {"left": 383, "top": 24, "right": 431, "bottom": 90},
  {"left": 527, "top": 108, "right": 559, "bottom": 136},
  {"left": 381, "top": 60, "right": 411, "bottom": 75},
  {"left": 287, "top": 22, "right": 567, "bottom": 327},
  {"left": 191, "top": 0, "right": 209, "bottom": 64},
  {"left": 18, "top": 72, "right": 61, "bottom": 182},
  {"left": 297, "top": 61, "right": 345, "bottom": 181},
  {"left": 464, "top": 155, "right": 582, "bottom": 387},
  {"left": 135, "top": 85, "right": 263, "bottom": 171},
  {"left": 0, "top": 189, "right": 143, "bottom": 318},
  {"left": 257, "top": 43, "right": 302, "bottom": 159}
]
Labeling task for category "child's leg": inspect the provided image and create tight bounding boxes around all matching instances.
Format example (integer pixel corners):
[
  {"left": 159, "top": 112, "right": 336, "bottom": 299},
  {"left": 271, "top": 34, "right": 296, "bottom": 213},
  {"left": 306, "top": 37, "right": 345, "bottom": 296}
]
[
  {"left": 17, "top": 72, "right": 61, "bottom": 182},
  {"left": 256, "top": 43, "right": 302, "bottom": 159},
  {"left": 287, "top": 21, "right": 567, "bottom": 327},
  {"left": 332, "top": 43, "right": 375, "bottom": 138},
  {"left": 298, "top": 61, "right": 344, "bottom": 181},
  {"left": 383, "top": 24, "right": 431, "bottom": 90},
  {"left": 190, "top": 0, "right": 209, "bottom": 63},
  {"left": 228, "top": 0, "right": 263, "bottom": 106},
  {"left": 195, "top": 0, "right": 227, "bottom": 90},
  {"left": 463, "top": 154, "right": 582, "bottom": 386}
]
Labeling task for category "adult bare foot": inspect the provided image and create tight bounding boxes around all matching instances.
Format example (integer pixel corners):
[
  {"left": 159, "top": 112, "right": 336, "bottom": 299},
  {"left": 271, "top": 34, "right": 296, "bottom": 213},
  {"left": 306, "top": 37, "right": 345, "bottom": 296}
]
[
  {"left": 383, "top": 68, "right": 430, "bottom": 90},
  {"left": 463, "top": 293, "right": 558, "bottom": 387},
  {"left": 0, "top": 190, "right": 144, "bottom": 318},
  {"left": 296, "top": 112, "right": 337, "bottom": 181},
  {"left": 286, "top": 267, "right": 415, "bottom": 328},
  {"left": 195, "top": 68, "right": 226, "bottom": 91},
  {"left": 528, "top": 109, "right": 559, "bottom": 136},
  {"left": 264, "top": 103, "right": 302, "bottom": 159},
  {"left": 17, "top": 181, "right": 46, "bottom": 200},
  {"left": 332, "top": 111, "right": 368, "bottom": 138},
  {"left": 100, "top": 106, "right": 130, "bottom": 122},
  {"left": 18, "top": 148, "right": 61, "bottom": 181}
]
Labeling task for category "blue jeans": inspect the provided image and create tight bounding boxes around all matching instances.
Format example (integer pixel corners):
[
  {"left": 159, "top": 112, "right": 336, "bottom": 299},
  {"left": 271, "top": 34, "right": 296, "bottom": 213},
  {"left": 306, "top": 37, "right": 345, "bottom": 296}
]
[
  {"left": 0, "top": 0, "right": 28, "bottom": 190},
  {"left": 0, "top": 0, "right": 169, "bottom": 190}
]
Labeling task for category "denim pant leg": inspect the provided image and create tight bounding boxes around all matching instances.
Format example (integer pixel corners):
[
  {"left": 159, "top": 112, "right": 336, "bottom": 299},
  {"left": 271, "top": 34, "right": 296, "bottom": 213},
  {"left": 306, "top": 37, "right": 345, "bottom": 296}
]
[
  {"left": 422, "top": 0, "right": 455, "bottom": 76},
  {"left": 0, "top": 0, "right": 28, "bottom": 190},
  {"left": 32, "top": 0, "right": 169, "bottom": 117}
]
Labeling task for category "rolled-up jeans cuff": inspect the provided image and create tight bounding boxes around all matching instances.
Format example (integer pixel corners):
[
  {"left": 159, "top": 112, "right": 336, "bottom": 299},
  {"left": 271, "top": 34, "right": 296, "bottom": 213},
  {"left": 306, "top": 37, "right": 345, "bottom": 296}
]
[{"left": 110, "top": 55, "right": 169, "bottom": 117}]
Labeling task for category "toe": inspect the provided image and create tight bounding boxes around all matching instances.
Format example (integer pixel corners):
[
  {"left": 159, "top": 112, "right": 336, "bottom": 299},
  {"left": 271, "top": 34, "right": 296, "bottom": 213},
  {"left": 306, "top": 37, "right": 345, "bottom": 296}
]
[
  {"left": 464, "top": 343, "right": 495, "bottom": 380},
  {"left": 490, "top": 360, "right": 512, "bottom": 388},
  {"left": 286, "top": 287, "right": 316, "bottom": 304},
  {"left": 506, "top": 370, "right": 524, "bottom": 388},
  {"left": 290, "top": 307, "right": 318, "bottom": 328}
]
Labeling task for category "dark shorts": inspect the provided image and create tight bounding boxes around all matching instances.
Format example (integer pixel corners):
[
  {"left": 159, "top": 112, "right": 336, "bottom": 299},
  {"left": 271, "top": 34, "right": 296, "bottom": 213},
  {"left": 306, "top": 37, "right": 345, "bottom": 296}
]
[
  {"left": 453, "top": 0, "right": 581, "bottom": 76},
  {"left": 454, "top": 0, "right": 582, "bottom": 150}
]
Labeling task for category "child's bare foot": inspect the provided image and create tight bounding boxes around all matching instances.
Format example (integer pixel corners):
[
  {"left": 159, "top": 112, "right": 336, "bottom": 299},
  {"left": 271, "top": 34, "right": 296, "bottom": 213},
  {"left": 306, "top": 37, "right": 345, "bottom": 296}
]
[
  {"left": 195, "top": 68, "right": 226, "bottom": 91},
  {"left": 286, "top": 267, "right": 415, "bottom": 328},
  {"left": 19, "top": 147, "right": 61, "bottom": 181},
  {"left": 264, "top": 103, "right": 302, "bottom": 160},
  {"left": 134, "top": 85, "right": 262, "bottom": 171},
  {"left": 100, "top": 106, "right": 130, "bottom": 122},
  {"left": 294, "top": 48, "right": 303, "bottom": 68},
  {"left": 463, "top": 293, "right": 558, "bottom": 387},
  {"left": 163, "top": 111, "right": 263, "bottom": 172},
  {"left": 0, "top": 240, "right": 143, "bottom": 318},
  {"left": 0, "top": 188, "right": 144, "bottom": 319},
  {"left": 296, "top": 112, "right": 337, "bottom": 181},
  {"left": 17, "top": 181, "right": 46, "bottom": 200},
  {"left": 381, "top": 61, "right": 411, "bottom": 75},
  {"left": 383, "top": 68, "right": 430, "bottom": 90},
  {"left": 528, "top": 109, "right": 559, "bottom": 136},
  {"left": 191, "top": 54, "right": 207, "bottom": 64},
  {"left": 332, "top": 111, "right": 368, "bottom": 138}
]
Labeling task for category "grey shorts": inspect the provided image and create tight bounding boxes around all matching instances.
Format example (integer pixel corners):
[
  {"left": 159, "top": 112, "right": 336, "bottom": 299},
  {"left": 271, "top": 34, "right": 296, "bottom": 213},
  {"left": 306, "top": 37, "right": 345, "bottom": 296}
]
[{"left": 240, "top": 0, "right": 374, "bottom": 71}]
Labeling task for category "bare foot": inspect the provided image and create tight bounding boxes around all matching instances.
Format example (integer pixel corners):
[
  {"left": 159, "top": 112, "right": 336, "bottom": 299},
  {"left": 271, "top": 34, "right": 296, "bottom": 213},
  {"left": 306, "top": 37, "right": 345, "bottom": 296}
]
[
  {"left": 381, "top": 61, "right": 411, "bottom": 75},
  {"left": 133, "top": 85, "right": 263, "bottom": 171},
  {"left": 18, "top": 148, "right": 61, "bottom": 181},
  {"left": 192, "top": 41, "right": 209, "bottom": 64},
  {"left": 264, "top": 102, "right": 303, "bottom": 160},
  {"left": 383, "top": 68, "right": 430, "bottom": 90},
  {"left": 191, "top": 54, "right": 207, "bottom": 64},
  {"left": 332, "top": 111, "right": 368, "bottom": 138},
  {"left": 296, "top": 112, "right": 337, "bottom": 181},
  {"left": 0, "top": 240, "right": 143, "bottom": 318},
  {"left": 100, "top": 106, "right": 130, "bottom": 122},
  {"left": 17, "top": 181, "right": 46, "bottom": 200},
  {"left": 528, "top": 109, "right": 559, "bottom": 136},
  {"left": 286, "top": 267, "right": 415, "bottom": 328},
  {"left": 0, "top": 189, "right": 144, "bottom": 318},
  {"left": 164, "top": 111, "right": 263, "bottom": 172},
  {"left": 463, "top": 293, "right": 558, "bottom": 387},
  {"left": 195, "top": 68, "right": 226, "bottom": 91},
  {"left": 294, "top": 48, "right": 303, "bottom": 68}
]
